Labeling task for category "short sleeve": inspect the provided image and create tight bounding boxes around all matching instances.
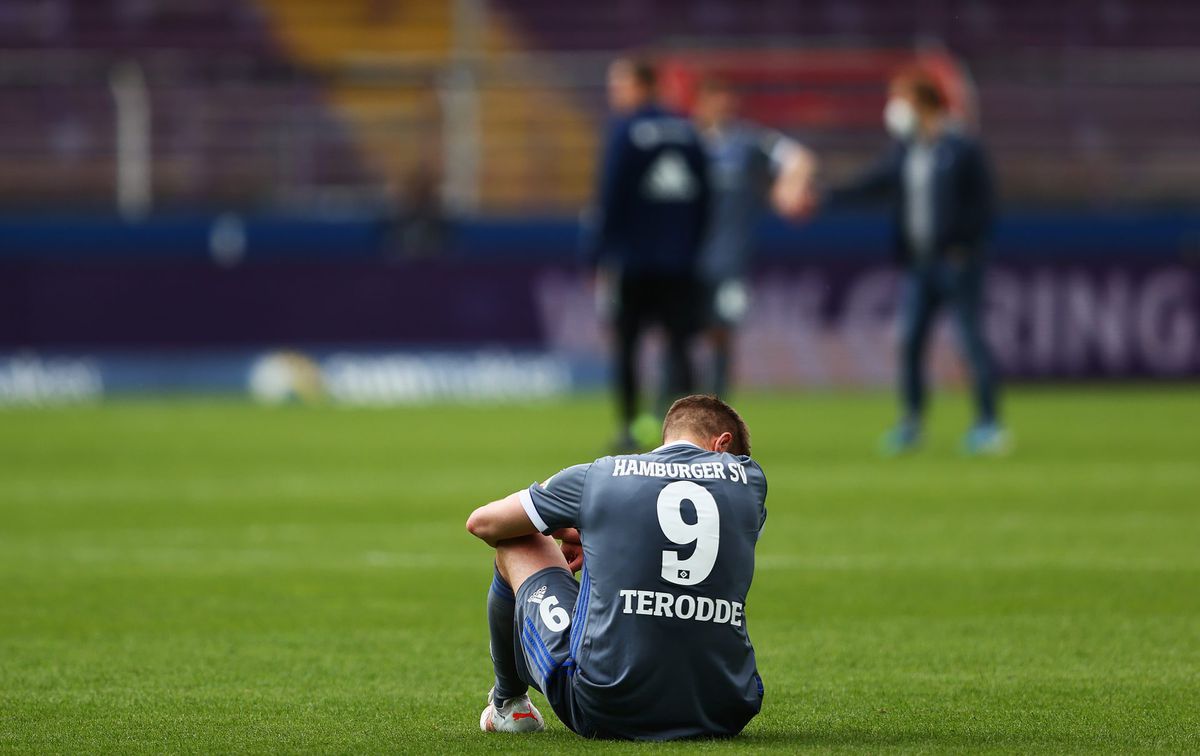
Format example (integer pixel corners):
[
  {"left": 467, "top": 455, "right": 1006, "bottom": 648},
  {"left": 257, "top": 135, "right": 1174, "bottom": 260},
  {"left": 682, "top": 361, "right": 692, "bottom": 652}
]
[
  {"left": 758, "top": 129, "right": 801, "bottom": 175},
  {"left": 747, "top": 459, "right": 769, "bottom": 540},
  {"left": 518, "top": 463, "right": 591, "bottom": 534}
]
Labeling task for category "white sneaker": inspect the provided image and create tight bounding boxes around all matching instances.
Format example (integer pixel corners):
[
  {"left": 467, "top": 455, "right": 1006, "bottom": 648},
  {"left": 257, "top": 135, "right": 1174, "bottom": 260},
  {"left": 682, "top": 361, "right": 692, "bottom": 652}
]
[{"left": 479, "top": 686, "right": 545, "bottom": 733}]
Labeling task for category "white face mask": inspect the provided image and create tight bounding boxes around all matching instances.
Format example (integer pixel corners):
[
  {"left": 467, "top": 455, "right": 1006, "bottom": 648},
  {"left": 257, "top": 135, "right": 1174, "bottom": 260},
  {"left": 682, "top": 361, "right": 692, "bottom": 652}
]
[{"left": 884, "top": 97, "right": 917, "bottom": 140}]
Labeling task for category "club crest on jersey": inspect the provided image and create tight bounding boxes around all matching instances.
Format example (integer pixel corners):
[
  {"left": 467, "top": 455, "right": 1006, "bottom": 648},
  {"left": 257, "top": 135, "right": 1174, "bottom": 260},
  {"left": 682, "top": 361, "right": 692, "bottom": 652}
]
[
  {"left": 527, "top": 585, "right": 548, "bottom": 604},
  {"left": 677, "top": 569, "right": 690, "bottom": 580}
]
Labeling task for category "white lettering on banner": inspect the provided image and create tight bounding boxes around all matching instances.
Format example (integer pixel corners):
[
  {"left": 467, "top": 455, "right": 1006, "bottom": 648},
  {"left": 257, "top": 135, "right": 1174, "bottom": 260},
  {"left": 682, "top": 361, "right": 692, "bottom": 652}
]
[
  {"left": 1030, "top": 271, "right": 1058, "bottom": 373},
  {"left": 839, "top": 269, "right": 900, "bottom": 385},
  {"left": 1137, "top": 270, "right": 1195, "bottom": 373},
  {"left": 0, "top": 355, "right": 102, "bottom": 404},
  {"left": 1064, "top": 272, "right": 1132, "bottom": 372},
  {"left": 984, "top": 269, "right": 1023, "bottom": 371},
  {"left": 531, "top": 266, "right": 1199, "bottom": 388},
  {"left": 618, "top": 589, "right": 744, "bottom": 627},
  {"left": 986, "top": 267, "right": 1197, "bottom": 376},
  {"left": 322, "top": 352, "right": 570, "bottom": 404}
]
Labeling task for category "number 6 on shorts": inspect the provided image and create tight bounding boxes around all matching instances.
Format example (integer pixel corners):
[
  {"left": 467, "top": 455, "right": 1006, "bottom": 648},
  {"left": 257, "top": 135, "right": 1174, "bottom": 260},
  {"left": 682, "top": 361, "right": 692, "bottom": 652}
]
[{"left": 539, "top": 594, "right": 571, "bottom": 632}]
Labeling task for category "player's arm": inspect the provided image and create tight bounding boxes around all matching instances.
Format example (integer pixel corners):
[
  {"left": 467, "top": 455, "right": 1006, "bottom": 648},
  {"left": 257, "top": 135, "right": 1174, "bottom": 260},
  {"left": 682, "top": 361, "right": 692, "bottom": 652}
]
[
  {"left": 583, "top": 123, "right": 634, "bottom": 268},
  {"left": 766, "top": 135, "right": 819, "bottom": 219},
  {"left": 465, "top": 493, "right": 538, "bottom": 548},
  {"left": 469, "top": 464, "right": 592, "bottom": 566},
  {"left": 823, "top": 144, "right": 903, "bottom": 209}
]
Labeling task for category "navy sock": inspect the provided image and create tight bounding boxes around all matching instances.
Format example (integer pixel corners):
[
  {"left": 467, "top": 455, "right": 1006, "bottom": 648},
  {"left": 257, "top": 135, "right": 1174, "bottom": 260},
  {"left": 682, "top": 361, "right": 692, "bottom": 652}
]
[{"left": 487, "top": 566, "right": 527, "bottom": 703}]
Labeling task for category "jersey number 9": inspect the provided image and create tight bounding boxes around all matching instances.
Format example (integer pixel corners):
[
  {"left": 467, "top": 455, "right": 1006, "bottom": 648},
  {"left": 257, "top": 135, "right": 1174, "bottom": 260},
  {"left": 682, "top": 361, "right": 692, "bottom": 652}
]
[{"left": 656, "top": 481, "right": 720, "bottom": 586}]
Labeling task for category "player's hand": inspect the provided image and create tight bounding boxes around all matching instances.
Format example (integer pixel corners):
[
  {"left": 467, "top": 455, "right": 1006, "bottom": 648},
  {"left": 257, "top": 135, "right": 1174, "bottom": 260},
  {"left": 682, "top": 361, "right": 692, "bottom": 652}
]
[
  {"left": 770, "top": 178, "right": 802, "bottom": 219},
  {"left": 772, "top": 178, "right": 820, "bottom": 221},
  {"left": 560, "top": 542, "right": 583, "bottom": 574},
  {"left": 552, "top": 528, "right": 584, "bottom": 574}
]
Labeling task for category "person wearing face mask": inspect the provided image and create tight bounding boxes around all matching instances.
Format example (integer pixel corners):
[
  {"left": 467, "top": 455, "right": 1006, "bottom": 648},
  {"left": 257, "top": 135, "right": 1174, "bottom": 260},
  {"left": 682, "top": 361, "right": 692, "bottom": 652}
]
[{"left": 824, "top": 67, "right": 1006, "bottom": 455}]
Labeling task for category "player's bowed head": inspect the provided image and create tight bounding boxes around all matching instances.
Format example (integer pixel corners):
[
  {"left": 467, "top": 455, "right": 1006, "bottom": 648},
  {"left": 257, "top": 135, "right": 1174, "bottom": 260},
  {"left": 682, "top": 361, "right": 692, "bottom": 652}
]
[
  {"left": 465, "top": 395, "right": 751, "bottom": 548},
  {"left": 661, "top": 394, "right": 751, "bottom": 457}
]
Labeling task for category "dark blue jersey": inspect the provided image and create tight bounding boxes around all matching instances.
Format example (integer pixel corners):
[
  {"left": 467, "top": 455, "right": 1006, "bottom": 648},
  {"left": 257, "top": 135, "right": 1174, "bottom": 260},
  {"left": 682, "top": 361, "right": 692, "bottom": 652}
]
[
  {"left": 519, "top": 440, "right": 768, "bottom": 739},
  {"left": 584, "top": 105, "right": 711, "bottom": 277}
]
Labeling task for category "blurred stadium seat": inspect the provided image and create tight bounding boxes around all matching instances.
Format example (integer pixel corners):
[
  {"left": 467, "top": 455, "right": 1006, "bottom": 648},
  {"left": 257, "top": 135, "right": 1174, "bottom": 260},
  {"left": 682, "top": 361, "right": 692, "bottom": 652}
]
[{"left": 0, "top": 0, "right": 1198, "bottom": 213}]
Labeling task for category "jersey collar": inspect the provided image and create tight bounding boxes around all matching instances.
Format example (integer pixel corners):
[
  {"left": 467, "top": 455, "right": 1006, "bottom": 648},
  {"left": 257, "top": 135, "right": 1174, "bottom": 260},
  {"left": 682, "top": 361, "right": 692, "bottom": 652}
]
[{"left": 652, "top": 439, "right": 704, "bottom": 453}]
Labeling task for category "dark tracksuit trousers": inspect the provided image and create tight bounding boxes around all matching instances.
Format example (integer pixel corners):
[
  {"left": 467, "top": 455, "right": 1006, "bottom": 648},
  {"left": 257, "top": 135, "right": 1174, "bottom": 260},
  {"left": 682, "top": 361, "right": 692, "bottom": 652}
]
[{"left": 899, "top": 257, "right": 998, "bottom": 426}]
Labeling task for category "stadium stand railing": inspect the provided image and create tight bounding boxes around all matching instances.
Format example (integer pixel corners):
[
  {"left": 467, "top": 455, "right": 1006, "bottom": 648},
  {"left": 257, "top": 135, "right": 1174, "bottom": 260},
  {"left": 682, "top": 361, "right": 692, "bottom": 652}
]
[{"left": 0, "top": 0, "right": 1198, "bottom": 215}]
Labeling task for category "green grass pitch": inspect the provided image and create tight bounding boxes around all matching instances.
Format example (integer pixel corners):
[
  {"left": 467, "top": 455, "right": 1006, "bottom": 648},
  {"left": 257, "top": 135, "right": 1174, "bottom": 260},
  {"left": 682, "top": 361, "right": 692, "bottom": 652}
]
[{"left": 1, "top": 388, "right": 1198, "bottom": 753}]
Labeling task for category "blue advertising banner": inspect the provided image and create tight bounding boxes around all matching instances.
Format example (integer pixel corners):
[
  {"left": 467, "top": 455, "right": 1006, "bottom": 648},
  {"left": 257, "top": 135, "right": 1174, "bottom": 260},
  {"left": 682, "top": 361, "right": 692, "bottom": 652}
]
[
  {"left": 1, "top": 261, "right": 1196, "bottom": 404},
  {"left": 1, "top": 214, "right": 1197, "bottom": 401}
]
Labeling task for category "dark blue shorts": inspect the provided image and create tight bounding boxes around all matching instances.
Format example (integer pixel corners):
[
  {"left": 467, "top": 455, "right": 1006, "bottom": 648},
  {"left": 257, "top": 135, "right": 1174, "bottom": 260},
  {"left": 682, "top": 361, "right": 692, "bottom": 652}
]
[{"left": 512, "top": 566, "right": 601, "bottom": 738}]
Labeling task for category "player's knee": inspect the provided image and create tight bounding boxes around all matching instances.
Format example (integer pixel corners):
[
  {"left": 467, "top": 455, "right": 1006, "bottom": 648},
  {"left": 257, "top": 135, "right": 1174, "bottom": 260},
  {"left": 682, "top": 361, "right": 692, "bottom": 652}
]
[
  {"left": 465, "top": 508, "right": 492, "bottom": 542},
  {"left": 496, "top": 533, "right": 559, "bottom": 562},
  {"left": 496, "top": 534, "right": 568, "bottom": 590}
]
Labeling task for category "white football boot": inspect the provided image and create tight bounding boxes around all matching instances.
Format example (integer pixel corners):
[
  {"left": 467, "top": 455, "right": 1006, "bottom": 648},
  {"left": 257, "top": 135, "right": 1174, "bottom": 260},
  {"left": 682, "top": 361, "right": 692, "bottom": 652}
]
[{"left": 479, "top": 686, "right": 545, "bottom": 733}]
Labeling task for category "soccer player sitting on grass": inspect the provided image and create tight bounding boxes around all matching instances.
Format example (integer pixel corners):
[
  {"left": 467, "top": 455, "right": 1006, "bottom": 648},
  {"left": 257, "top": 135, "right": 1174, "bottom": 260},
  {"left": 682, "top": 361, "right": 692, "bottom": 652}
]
[{"left": 466, "top": 395, "right": 768, "bottom": 740}]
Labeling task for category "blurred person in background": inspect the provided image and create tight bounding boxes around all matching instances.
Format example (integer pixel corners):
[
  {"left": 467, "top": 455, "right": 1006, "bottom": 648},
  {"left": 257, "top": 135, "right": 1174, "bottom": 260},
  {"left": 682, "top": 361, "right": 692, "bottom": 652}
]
[
  {"left": 823, "top": 67, "right": 1006, "bottom": 455},
  {"left": 585, "top": 58, "right": 711, "bottom": 452},
  {"left": 693, "top": 75, "right": 818, "bottom": 398},
  {"left": 387, "top": 163, "right": 447, "bottom": 259}
]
